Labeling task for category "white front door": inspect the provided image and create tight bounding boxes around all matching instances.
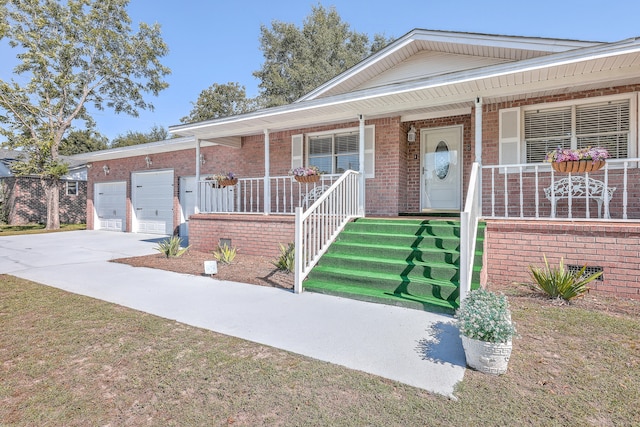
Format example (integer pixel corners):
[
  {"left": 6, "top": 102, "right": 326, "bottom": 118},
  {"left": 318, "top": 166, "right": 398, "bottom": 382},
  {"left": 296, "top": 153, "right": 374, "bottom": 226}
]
[{"left": 421, "top": 126, "right": 462, "bottom": 211}]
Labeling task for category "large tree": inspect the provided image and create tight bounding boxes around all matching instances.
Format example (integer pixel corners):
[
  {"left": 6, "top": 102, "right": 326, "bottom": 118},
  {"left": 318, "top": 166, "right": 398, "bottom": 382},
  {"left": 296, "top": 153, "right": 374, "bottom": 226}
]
[
  {"left": 180, "top": 82, "right": 258, "bottom": 123},
  {"left": 253, "top": 4, "right": 393, "bottom": 108},
  {"left": 59, "top": 129, "right": 109, "bottom": 155},
  {"left": 0, "top": 0, "right": 170, "bottom": 229},
  {"left": 110, "top": 124, "right": 170, "bottom": 148}
]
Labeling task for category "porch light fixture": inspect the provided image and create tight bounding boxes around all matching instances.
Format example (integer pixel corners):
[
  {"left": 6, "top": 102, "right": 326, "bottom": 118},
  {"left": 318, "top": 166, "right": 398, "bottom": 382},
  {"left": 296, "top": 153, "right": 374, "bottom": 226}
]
[
  {"left": 200, "top": 154, "right": 206, "bottom": 165},
  {"left": 145, "top": 155, "right": 152, "bottom": 168},
  {"left": 407, "top": 125, "right": 417, "bottom": 143},
  {"left": 102, "top": 165, "right": 109, "bottom": 175}
]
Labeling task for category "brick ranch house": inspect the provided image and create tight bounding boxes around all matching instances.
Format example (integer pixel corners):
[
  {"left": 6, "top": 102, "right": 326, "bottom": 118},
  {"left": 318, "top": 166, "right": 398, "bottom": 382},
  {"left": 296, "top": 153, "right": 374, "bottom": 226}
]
[
  {"left": 0, "top": 149, "right": 87, "bottom": 225},
  {"left": 75, "top": 29, "right": 640, "bottom": 303}
]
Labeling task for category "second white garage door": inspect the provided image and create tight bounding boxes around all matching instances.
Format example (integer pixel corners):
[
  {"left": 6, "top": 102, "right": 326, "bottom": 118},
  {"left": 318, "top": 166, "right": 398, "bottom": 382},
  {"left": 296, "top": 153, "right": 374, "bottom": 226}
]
[{"left": 132, "top": 170, "right": 174, "bottom": 235}]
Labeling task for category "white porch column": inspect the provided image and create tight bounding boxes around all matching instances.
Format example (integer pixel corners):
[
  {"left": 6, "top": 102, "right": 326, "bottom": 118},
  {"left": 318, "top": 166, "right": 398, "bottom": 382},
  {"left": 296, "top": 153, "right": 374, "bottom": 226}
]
[
  {"left": 358, "top": 114, "right": 366, "bottom": 216},
  {"left": 474, "top": 97, "right": 483, "bottom": 214},
  {"left": 264, "top": 129, "right": 271, "bottom": 214},
  {"left": 475, "top": 97, "right": 483, "bottom": 164},
  {"left": 195, "top": 138, "right": 201, "bottom": 214}
]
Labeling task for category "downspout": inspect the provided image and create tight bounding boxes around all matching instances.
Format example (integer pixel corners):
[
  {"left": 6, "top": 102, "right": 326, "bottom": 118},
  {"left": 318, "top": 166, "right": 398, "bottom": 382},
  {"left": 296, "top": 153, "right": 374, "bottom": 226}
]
[
  {"left": 264, "top": 129, "right": 271, "bottom": 214},
  {"left": 195, "top": 138, "right": 201, "bottom": 214},
  {"left": 358, "top": 114, "right": 365, "bottom": 216}
]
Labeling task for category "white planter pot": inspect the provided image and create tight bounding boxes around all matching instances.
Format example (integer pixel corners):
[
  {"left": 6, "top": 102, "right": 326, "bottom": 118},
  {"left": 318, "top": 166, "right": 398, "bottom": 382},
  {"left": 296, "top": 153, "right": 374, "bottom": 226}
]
[{"left": 460, "top": 335, "right": 512, "bottom": 375}]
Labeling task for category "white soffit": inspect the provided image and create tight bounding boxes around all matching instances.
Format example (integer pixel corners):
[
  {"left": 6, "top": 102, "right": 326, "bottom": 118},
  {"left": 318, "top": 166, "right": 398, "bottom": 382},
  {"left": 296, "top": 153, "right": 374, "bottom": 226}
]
[
  {"left": 402, "top": 107, "right": 473, "bottom": 122},
  {"left": 299, "top": 29, "right": 601, "bottom": 101}
]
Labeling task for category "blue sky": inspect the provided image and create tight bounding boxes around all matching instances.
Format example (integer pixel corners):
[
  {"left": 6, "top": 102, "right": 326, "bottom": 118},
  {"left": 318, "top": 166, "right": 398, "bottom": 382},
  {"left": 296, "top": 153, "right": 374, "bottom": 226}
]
[{"left": 2, "top": 0, "right": 640, "bottom": 142}]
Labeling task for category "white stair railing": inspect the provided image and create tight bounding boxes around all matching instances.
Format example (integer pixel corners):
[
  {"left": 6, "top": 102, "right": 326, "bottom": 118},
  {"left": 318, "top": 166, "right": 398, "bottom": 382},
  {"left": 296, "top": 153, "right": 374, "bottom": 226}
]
[
  {"left": 460, "top": 162, "right": 481, "bottom": 302},
  {"left": 294, "top": 170, "right": 362, "bottom": 293}
]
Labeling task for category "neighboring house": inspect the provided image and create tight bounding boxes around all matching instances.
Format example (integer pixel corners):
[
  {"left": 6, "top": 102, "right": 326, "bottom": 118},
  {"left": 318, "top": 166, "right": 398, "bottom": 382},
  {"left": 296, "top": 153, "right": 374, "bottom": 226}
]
[
  {"left": 0, "top": 149, "right": 87, "bottom": 225},
  {"left": 74, "top": 29, "right": 640, "bottom": 303}
]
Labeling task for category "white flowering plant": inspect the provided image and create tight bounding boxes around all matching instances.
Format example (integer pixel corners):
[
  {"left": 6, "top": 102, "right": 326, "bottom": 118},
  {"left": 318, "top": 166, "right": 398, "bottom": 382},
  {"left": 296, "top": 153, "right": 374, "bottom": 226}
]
[
  {"left": 456, "top": 289, "right": 516, "bottom": 344},
  {"left": 289, "top": 165, "right": 321, "bottom": 177},
  {"left": 205, "top": 172, "right": 236, "bottom": 181}
]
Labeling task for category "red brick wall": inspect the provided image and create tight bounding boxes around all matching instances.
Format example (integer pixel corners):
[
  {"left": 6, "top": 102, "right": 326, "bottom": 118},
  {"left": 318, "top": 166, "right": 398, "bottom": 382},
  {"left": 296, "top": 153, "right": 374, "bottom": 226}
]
[
  {"left": 484, "top": 220, "right": 640, "bottom": 300},
  {"left": 188, "top": 213, "right": 294, "bottom": 257},
  {"left": 86, "top": 117, "right": 411, "bottom": 233},
  {"left": 2, "top": 177, "right": 86, "bottom": 225}
]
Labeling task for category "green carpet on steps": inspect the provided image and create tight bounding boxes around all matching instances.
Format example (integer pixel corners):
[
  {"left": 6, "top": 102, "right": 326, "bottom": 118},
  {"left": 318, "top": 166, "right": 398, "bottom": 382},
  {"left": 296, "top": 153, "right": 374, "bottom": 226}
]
[{"left": 303, "top": 218, "right": 484, "bottom": 313}]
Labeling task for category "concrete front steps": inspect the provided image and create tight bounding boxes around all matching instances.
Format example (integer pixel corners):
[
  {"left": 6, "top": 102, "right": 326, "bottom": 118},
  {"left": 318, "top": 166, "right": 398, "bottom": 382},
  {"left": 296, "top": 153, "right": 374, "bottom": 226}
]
[{"left": 303, "top": 218, "right": 484, "bottom": 313}]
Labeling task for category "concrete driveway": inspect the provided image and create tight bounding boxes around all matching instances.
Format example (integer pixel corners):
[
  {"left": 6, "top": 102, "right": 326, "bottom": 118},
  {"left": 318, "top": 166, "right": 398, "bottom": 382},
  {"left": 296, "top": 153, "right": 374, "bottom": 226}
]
[{"left": 0, "top": 230, "right": 466, "bottom": 397}]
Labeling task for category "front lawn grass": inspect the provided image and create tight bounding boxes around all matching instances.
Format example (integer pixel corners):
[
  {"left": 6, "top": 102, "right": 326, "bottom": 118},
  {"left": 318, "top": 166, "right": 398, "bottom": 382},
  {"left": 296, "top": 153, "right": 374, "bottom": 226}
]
[
  {"left": 0, "top": 223, "right": 85, "bottom": 236},
  {"left": 1, "top": 275, "right": 638, "bottom": 426}
]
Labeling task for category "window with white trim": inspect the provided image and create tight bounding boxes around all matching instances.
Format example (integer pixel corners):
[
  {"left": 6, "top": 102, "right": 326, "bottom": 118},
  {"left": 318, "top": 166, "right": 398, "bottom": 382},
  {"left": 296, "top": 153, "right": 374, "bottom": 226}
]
[
  {"left": 524, "top": 99, "right": 630, "bottom": 163},
  {"left": 66, "top": 181, "right": 78, "bottom": 196},
  {"left": 308, "top": 131, "right": 360, "bottom": 174}
]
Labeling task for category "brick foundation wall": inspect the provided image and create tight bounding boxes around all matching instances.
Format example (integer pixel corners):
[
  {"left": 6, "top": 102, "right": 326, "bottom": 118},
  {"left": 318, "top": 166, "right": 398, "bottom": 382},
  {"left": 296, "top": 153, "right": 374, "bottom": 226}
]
[
  {"left": 188, "top": 213, "right": 295, "bottom": 257},
  {"left": 1, "top": 177, "right": 86, "bottom": 225},
  {"left": 484, "top": 220, "right": 640, "bottom": 300}
]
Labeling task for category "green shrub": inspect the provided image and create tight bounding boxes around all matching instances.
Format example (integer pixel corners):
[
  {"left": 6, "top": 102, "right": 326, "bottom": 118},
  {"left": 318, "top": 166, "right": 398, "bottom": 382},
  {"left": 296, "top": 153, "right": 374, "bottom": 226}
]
[
  {"left": 155, "top": 236, "right": 190, "bottom": 258},
  {"left": 271, "top": 243, "right": 295, "bottom": 273},
  {"left": 213, "top": 243, "right": 237, "bottom": 264},
  {"left": 456, "top": 289, "right": 516, "bottom": 343},
  {"left": 529, "top": 255, "right": 601, "bottom": 301}
]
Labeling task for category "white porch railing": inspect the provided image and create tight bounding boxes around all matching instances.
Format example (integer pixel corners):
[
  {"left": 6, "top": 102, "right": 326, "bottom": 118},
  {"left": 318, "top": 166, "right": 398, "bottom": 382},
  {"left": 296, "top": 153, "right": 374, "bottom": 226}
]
[
  {"left": 460, "top": 162, "right": 481, "bottom": 302},
  {"left": 294, "top": 170, "right": 362, "bottom": 293},
  {"left": 482, "top": 158, "right": 640, "bottom": 221},
  {"left": 198, "top": 174, "right": 340, "bottom": 214}
]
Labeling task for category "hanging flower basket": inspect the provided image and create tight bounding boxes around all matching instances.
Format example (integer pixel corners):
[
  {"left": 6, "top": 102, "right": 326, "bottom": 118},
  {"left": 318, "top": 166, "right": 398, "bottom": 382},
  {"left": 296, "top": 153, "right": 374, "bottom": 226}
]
[
  {"left": 294, "top": 175, "right": 320, "bottom": 183},
  {"left": 551, "top": 160, "right": 605, "bottom": 173},
  {"left": 546, "top": 147, "right": 609, "bottom": 174},
  {"left": 217, "top": 178, "right": 238, "bottom": 187}
]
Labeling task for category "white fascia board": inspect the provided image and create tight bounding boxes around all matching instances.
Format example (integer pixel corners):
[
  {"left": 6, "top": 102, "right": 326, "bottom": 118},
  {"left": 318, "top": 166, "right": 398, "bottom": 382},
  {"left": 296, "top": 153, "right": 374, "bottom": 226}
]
[
  {"left": 408, "top": 29, "right": 601, "bottom": 52},
  {"left": 69, "top": 136, "right": 196, "bottom": 162}
]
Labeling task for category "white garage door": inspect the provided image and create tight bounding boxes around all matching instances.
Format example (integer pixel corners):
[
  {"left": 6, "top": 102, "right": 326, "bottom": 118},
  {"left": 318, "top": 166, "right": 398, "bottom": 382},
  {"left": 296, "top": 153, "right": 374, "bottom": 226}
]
[
  {"left": 132, "top": 170, "right": 174, "bottom": 235},
  {"left": 95, "top": 181, "right": 126, "bottom": 232}
]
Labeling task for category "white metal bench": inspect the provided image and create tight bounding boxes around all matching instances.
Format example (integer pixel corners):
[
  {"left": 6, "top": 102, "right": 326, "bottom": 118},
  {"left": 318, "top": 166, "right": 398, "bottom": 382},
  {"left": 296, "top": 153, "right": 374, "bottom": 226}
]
[
  {"left": 544, "top": 176, "right": 616, "bottom": 219},
  {"left": 301, "top": 185, "right": 329, "bottom": 209}
]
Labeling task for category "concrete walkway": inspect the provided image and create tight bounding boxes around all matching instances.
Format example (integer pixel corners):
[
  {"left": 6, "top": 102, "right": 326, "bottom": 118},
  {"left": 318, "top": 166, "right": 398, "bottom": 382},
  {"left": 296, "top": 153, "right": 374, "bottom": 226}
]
[{"left": 0, "top": 230, "right": 466, "bottom": 397}]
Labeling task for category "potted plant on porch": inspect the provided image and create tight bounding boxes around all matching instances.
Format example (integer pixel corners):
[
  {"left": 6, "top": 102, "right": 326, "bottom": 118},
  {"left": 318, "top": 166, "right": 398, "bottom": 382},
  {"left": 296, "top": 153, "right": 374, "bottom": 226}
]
[
  {"left": 456, "top": 288, "right": 517, "bottom": 375},
  {"left": 545, "top": 146, "right": 609, "bottom": 173},
  {"left": 205, "top": 172, "right": 237, "bottom": 187},
  {"left": 290, "top": 165, "right": 321, "bottom": 183}
]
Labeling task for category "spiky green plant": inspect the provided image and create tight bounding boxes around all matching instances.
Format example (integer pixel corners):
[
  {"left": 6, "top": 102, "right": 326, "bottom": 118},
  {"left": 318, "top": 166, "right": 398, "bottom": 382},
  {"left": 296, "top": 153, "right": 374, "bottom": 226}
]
[
  {"left": 271, "top": 243, "right": 295, "bottom": 273},
  {"left": 529, "top": 255, "right": 601, "bottom": 301},
  {"left": 155, "top": 236, "right": 190, "bottom": 258},
  {"left": 213, "top": 243, "right": 237, "bottom": 264}
]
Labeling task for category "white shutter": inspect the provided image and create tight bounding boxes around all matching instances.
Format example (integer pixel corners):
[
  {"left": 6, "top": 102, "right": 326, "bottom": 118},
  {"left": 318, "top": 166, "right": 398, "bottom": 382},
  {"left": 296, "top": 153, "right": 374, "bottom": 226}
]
[
  {"left": 291, "top": 134, "right": 303, "bottom": 169},
  {"left": 364, "top": 125, "right": 375, "bottom": 179},
  {"left": 499, "top": 107, "right": 521, "bottom": 166}
]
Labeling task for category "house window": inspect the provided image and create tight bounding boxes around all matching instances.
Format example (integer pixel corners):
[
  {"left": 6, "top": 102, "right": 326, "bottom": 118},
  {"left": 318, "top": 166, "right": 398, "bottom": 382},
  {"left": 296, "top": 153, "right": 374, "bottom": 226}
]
[
  {"left": 524, "top": 99, "right": 630, "bottom": 163},
  {"left": 308, "top": 131, "right": 359, "bottom": 174},
  {"left": 66, "top": 181, "right": 78, "bottom": 195}
]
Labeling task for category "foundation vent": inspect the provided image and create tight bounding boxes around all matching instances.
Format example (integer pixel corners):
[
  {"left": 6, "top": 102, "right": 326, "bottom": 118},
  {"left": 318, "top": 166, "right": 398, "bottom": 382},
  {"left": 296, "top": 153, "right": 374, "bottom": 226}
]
[{"left": 568, "top": 264, "right": 604, "bottom": 281}]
